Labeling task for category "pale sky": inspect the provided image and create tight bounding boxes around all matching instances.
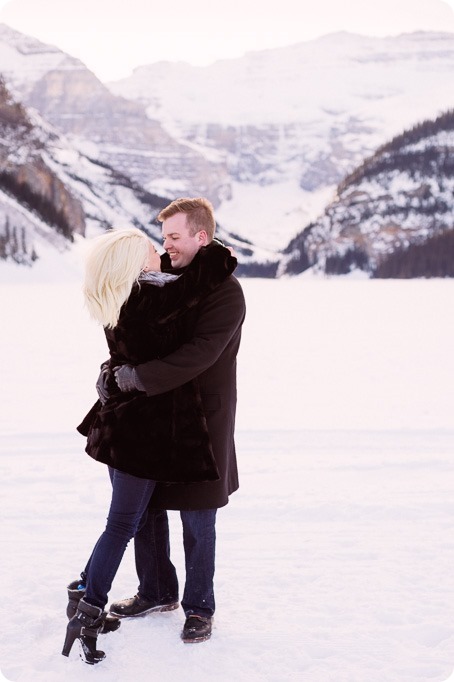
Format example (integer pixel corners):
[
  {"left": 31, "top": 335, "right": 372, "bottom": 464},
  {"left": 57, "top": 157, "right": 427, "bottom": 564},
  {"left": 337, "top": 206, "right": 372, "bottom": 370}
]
[{"left": 1, "top": 0, "right": 454, "bottom": 82}]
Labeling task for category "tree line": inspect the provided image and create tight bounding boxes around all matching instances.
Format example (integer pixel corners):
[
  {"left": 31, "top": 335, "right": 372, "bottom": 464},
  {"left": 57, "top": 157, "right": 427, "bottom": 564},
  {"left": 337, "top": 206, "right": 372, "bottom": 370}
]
[
  {"left": 339, "top": 109, "right": 454, "bottom": 193},
  {"left": 0, "top": 217, "right": 38, "bottom": 264},
  {"left": 0, "top": 170, "right": 73, "bottom": 239},
  {"left": 373, "top": 229, "right": 454, "bottom": 278}
]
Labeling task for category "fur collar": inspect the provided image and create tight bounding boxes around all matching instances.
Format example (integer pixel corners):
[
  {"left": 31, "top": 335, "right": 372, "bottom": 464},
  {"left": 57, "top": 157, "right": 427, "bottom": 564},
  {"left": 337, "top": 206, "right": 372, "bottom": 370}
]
[
  {"left": 153, "top": 242, "right": 237, "bottom": 324},
  {"left": 139, "top": 271, "right": 180, "bottom": 287}
]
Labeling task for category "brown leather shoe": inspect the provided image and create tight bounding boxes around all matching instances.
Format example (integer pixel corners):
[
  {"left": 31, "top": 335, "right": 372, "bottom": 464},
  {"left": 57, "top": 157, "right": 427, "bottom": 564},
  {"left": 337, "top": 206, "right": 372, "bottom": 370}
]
[
  {"left": 109, "top": 594, "right": 179, "bottom": 618},
  {"left": 181, "top": 615, "right": 212, "bottom": 643}
]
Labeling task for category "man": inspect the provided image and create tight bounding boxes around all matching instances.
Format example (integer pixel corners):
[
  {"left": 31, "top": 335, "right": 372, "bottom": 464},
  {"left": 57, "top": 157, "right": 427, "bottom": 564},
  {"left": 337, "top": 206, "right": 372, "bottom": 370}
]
[{"left": 109, "top": 197, "right": 246, "bottom": 643}]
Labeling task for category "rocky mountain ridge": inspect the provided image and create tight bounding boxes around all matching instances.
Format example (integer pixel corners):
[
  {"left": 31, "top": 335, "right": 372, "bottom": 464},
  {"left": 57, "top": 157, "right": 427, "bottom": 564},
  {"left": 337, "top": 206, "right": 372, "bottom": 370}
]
[
  {"left": 1, "top": 24, "right": 454, "bottom": 276},
  {"left": 0, "top": 23, "right": 230, "bottom": 208},
  {"left": 0, "top": 76, "right": 170, "bottom": 264},
  {"left": 280, "top": 109, "right": 454, "bottom": 277},
  {"left": 108, "top": 30, "right": 454, "bottom": 247},
  {"left": 2, "top": 24, "right": 454, "bottom": 254},
  {"left": 0, "top": 76, "right": 259, "bottom": 269}
]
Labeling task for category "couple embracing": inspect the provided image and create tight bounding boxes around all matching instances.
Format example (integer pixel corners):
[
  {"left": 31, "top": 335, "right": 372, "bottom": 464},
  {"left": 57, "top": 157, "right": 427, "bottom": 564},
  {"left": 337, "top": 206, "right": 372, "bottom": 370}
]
[{"left": 62, "top": 197, "right": 246, "bottom": 664}]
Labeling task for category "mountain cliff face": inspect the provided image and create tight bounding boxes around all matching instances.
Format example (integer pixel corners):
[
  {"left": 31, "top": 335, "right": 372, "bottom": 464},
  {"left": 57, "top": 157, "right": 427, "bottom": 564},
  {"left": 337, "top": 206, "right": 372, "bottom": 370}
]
[
  {"left": 280, "top": 109, "right": 454, "bottom": 277},
  {"left": 0, "top": 77, "right": 84, "bottom": 263},
  {"left": 0, "top": 77, "right": 170, "bottom": 264},
  {"left": 0, "top": 24, "right": 230, "bottom": 206},
  {"left": 108, "top": 31, "right": 454, "bottom": 246},
  {"left": 0, "top": 76, "right": 258, "bottom": 269},
  {"left": 2, "top": 24, "right": 454, "bottom": 274},
  {"left": 2, "top": 24, "right": 454, "bottom": 253}
]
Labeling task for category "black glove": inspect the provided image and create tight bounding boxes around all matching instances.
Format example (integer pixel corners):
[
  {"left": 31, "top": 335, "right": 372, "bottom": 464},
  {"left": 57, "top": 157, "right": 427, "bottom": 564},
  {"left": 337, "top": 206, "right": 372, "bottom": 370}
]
[
  {"left": 113, "top": 364, "right": 146, "bottom": 393},
  {"left": 96, "top": 362, "right": 111, "bottom": 405}
]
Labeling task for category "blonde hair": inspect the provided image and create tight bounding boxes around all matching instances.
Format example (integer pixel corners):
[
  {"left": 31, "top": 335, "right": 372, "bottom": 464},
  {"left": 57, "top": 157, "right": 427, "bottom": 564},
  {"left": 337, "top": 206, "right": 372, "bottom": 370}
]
[
  {"left": 157, "top": 197, "right": 216, "bottom": 240},
  {"left": 83, "top": 228, "right": 150, "bottom": 328}
]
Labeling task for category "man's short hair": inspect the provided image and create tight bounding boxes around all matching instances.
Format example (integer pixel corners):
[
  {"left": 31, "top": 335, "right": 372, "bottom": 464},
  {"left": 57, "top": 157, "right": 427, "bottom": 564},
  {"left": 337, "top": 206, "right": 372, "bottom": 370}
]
[{"left": 158, "top": 197, "right": 216, "bottom": 241}]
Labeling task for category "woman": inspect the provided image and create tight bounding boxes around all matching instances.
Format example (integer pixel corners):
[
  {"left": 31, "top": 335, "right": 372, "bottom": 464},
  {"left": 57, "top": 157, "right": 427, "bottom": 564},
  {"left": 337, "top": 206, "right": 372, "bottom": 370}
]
[{"left": 62, "top": 227, "right": 236, "bottom": 664}]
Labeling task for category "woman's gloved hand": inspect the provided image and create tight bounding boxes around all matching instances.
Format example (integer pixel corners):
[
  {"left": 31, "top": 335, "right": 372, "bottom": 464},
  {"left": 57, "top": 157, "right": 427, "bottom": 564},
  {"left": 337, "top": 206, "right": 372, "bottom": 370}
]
[{"left": 96, "top": 362, "right": 111, "bottom": 404}]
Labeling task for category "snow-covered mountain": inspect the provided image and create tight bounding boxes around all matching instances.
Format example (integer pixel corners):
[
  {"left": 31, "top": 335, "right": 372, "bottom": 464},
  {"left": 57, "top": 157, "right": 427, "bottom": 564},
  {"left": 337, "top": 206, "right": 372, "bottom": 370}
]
[
  {"left": 0, "top": 76, "right": 171, "bottom": 264},
  {"left": 2, "top": 24, "right": 454, "bottom": 274},
  {"left": 0, "top": 74, "right": 259, "bottom": 271},
  {"left": 108, "top": 31, "right": 454, "bottom": 249},
  {"left": 280, "top": 109, "right": 454, "bottom": 277},
  {"left": 2, "top": 23, "right": 454, "bottom": 257},
  {"left": 0, "top": 23, "right": 230, "bottom": 208},
  {"left": 0, "top": 24, "right": 268, "bottom": 270}
]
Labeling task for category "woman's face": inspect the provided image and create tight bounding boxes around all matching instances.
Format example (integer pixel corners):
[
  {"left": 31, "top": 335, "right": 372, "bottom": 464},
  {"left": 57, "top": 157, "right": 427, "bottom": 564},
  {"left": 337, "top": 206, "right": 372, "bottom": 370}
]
[{"left": 143, "top": 241, "right": 161, "bottom": 272}]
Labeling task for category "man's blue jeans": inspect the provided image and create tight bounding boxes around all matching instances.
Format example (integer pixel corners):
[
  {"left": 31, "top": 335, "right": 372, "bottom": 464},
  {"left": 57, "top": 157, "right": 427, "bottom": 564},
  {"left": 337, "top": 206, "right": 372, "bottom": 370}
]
[
  {"left": 135, "top": 507, "right": 217, "bottom": 618},
  {"left": 82, "top": 467, "right": 156, "bottom": 609}
]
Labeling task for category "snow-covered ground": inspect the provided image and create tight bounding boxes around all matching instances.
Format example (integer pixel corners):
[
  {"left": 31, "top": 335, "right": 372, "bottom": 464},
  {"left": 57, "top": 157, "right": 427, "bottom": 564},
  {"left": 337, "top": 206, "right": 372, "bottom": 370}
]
[{"left": 1, "top": 270, "right": 454, "bottom": 681}]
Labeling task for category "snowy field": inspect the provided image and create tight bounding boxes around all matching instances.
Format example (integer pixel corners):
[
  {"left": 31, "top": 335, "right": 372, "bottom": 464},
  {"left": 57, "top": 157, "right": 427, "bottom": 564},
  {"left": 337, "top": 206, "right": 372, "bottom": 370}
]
[{"left": 1, "top": 269, "right": 454, "bottom": 681}]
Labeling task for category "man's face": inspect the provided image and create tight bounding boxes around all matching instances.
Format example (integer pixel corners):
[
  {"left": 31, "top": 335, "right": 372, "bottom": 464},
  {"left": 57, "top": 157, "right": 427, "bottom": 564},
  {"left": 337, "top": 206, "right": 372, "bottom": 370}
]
[{"left": 162, "top": 212, "right": 207, "bottom": 269}]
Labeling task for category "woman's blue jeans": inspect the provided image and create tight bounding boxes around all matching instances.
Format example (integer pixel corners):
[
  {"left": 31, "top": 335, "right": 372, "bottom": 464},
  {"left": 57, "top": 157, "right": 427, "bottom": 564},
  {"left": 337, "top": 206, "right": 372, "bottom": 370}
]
[{"left": 83, "top": 467, "right": 156, "bottom": 609}]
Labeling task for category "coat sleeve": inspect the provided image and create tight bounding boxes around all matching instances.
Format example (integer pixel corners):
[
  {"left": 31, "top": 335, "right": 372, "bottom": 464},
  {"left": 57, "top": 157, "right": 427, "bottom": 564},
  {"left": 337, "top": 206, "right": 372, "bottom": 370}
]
[{"left": 135, "top": 277, "right": 245, "bottom": 397}]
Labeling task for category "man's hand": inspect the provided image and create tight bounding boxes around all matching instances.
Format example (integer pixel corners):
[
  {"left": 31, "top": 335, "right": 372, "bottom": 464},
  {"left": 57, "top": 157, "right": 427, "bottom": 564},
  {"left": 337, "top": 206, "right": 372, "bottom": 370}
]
[
  {"left": 113, "top": 365, "right": 146, "bottom": 393},
  {"left": 96, "top": 363, "right": 111, "bottom": 405}
]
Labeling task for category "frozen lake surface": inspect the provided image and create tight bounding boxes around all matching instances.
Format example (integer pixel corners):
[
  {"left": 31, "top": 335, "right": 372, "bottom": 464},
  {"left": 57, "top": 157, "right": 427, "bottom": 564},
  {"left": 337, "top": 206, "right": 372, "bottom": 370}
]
[{"left": 1, "top": 275, "right": 454, "bottom": 681}]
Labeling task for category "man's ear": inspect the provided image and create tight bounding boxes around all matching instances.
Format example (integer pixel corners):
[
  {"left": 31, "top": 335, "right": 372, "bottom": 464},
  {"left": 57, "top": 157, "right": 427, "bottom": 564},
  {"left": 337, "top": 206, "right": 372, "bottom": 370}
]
[{"left": 198, "top": 230, "right": 209, "bottom": 246}]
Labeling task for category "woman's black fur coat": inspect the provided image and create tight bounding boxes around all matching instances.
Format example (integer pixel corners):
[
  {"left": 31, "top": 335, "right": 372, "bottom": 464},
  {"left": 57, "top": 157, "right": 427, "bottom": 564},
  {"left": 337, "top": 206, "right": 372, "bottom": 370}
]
[{"left": 77, "top": 243, "right": 237, "bottom": 483}]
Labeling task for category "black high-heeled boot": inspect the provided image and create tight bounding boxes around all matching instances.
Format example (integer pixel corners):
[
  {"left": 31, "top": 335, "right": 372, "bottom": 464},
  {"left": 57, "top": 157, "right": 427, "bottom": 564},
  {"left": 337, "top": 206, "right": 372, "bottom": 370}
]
[
  {"left": 62, "top": 598, "right": 106, "bottom": 665},
  {"left": 66, "top": 579, "right": 86, "bottom": 619},
  {"left": 67, "top": 579, "right": 121, "bottom": 633}
]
